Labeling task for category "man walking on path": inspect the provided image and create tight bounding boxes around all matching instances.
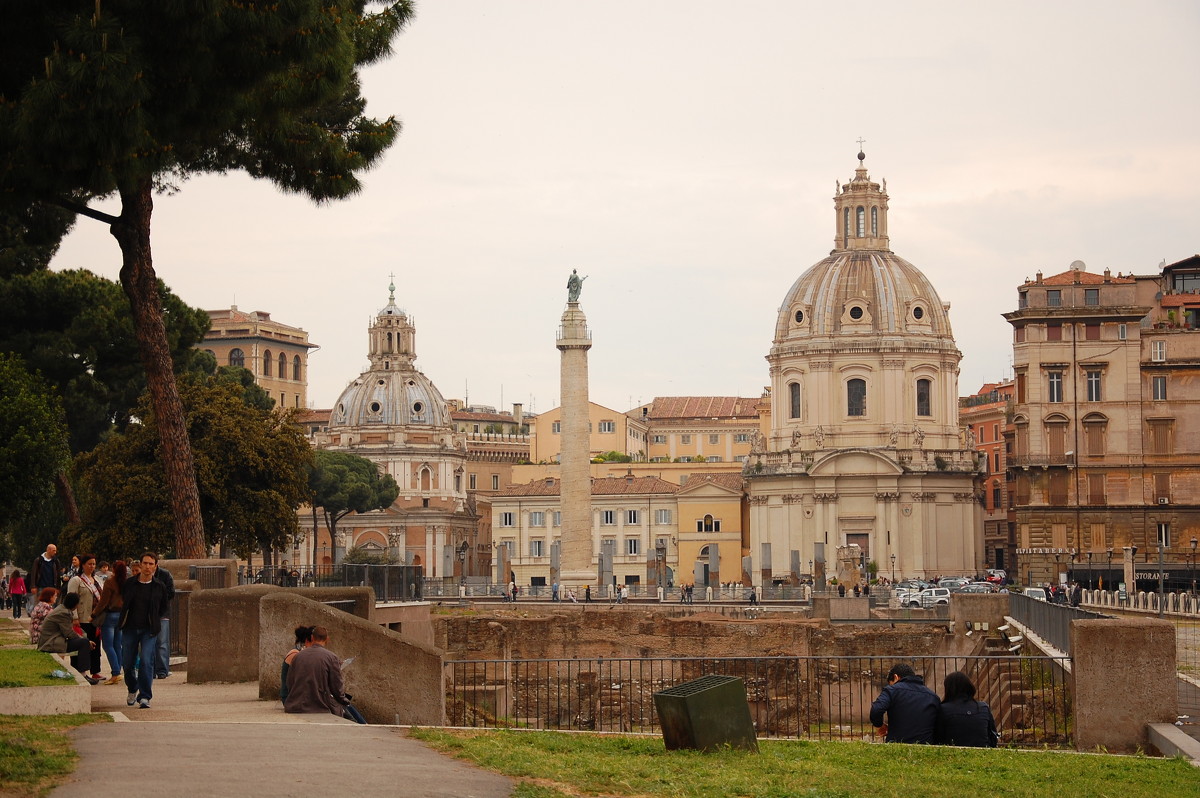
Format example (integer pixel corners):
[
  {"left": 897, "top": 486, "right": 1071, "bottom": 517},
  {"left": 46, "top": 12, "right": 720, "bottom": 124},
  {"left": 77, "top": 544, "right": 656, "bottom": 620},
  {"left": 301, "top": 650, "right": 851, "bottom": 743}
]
[
  {"left": 870, "top": 662, "right": 940, "bottom": 743},
  {"left": 120, "top": 552, "right": 171, "bottom": 709},
  {"left": 153, "top": 562, "right": 175, "bottom": 679},
  {"left": 30, "top": 543, "right": 60, "bottom": 613},
  {"left": 284, "top": 626, "right": 364, "bottom": 723}
]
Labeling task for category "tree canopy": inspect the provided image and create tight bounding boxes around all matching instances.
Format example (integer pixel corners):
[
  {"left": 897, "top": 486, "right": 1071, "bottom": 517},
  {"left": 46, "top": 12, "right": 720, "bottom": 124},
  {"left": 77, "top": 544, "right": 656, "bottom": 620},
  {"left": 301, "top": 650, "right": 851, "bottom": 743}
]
[
  {"left": 74, "top": 374, "right": 314, "bottom": 560},
  {"left": 0, "top": 353, "right": 70, "bottom": 519},
  {"left": 309, "top": 450, "right": 399, "bottom": 562},
  {"left": 0, "top": 1, "right": 413, "bottom": 558}
]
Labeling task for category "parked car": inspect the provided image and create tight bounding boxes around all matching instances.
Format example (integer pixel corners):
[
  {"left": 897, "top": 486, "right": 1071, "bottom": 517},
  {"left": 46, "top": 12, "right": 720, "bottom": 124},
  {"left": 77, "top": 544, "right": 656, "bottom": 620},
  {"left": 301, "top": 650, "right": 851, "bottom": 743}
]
[
  {"left": 1023, "top": 587, "right": 1047, "bottom": 601},
  {"left": 959, "top": 582, "right": 997, "bottom": 593},
  {"left": 907, "top": 587, "right": 951, "bottom": 608},
  {"left": 938, "top": 577, "right": 971, "bottom": 592},
  {"left": 986, "top": 569, "right": 1007, "bottom": 584}
]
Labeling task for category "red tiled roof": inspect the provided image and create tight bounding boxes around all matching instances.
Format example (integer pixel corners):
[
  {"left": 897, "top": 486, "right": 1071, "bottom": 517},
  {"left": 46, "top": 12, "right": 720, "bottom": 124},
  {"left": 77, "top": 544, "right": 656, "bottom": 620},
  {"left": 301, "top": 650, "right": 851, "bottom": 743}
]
[
  {"left": 646, "top": 397, "right": 759, "bottom": 419},
  {"left": 295, "top": 408, "right": 331, "bottom": 423},
  {"left": 680, "top": 473, "right": 744, "bottom": 491},
  {"left": 1036, "top": 271, "right": 1135, "bottom": 286},
  {"left": 452, "top": 411, "right": 516, "bottom": 423},
  {"left": 496, "top": 475, "right": 679, "bottom": 498}
]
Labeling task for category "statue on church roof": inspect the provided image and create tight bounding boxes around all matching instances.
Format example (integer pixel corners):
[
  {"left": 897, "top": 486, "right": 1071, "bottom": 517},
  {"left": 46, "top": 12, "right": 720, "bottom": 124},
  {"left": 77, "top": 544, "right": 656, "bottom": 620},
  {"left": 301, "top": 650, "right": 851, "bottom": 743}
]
[{"left": 567, "top": 269, "right": 587, "bottom": 302}]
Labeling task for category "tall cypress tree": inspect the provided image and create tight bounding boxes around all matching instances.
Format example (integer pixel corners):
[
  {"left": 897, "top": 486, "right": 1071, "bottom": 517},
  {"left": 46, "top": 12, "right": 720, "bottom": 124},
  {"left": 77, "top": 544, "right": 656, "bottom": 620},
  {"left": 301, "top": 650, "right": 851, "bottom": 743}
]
[{"left": 0, "top": 1, "right": 413, "bottom": 558}]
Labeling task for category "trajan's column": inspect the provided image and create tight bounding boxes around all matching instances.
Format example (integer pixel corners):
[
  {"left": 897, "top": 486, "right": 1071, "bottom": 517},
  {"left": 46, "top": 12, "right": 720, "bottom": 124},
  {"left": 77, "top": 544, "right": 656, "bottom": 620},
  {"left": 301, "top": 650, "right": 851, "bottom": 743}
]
[{"left": 557, "top": 269, "right": 594, "bottom": 584}]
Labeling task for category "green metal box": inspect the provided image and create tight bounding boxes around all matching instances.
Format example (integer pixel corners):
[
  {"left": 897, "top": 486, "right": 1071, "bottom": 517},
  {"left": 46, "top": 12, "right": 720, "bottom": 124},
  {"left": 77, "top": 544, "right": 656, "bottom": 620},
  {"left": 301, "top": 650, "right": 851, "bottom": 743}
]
[{"left": 653, "top": 675, "right": 758, "bottom": 752}]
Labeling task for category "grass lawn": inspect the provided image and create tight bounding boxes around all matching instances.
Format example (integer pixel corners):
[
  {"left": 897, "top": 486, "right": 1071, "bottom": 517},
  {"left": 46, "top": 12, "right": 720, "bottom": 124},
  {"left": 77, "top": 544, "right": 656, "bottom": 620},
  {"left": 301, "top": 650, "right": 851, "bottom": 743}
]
[
  {"left": 0, "top": 649, "right": 77, "bottom": 688},
  {"left": 411, "top": 729, "right": 1200, "bottom": 798},
  {"left": 0, "top": 714, "right": 108, "bottom": 798},
  {"left": 0, "top": 617, "right": 29, "bottom": 647}
]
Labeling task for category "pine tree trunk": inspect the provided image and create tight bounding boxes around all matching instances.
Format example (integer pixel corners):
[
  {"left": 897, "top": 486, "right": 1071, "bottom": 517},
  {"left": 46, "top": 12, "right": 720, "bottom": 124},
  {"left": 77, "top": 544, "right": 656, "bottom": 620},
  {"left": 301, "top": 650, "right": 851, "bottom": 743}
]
[
  {"left": 111, "top": 179, "right": 207, "bottom": 559},
  {"left": 54, "top": 470, "right": 81, "bottom": 526}
]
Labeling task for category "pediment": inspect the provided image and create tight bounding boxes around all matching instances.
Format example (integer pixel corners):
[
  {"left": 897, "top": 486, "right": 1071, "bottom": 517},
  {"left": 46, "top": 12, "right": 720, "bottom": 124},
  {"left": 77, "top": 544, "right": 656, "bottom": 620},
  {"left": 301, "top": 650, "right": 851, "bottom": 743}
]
[{"left": 808, "top": 448, "right": 903, "bottom": 477}]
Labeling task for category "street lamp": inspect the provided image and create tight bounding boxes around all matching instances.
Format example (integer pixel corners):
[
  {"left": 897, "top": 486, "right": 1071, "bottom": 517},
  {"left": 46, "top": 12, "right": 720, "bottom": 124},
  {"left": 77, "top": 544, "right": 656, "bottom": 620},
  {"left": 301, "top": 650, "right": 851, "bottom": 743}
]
[
  {"left": 1105, "top": 548, "right": 1113, "bottom": 591},
  {"left": 1086, "top": 551, "right": 1093, "bottom": 591},
  {"left": 890, "top": 553, "right": 896, "bottom": 584},
  {"left": 1191, "top": 538, "right": 1198, "bottom": 597},
  {"left": 1157, "top": 542, "right": 1165, "bottom": 618},
  {"left": 1053, "top": 552, "right": 1061, "bottom": 593}
]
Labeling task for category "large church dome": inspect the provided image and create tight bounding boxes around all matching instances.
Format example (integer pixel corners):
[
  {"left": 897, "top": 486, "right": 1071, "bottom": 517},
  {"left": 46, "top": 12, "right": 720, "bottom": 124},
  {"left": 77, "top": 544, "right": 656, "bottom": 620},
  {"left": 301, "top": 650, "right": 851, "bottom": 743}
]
[{"left": 328, "top": 287, "right": 453, "bottom": 431}]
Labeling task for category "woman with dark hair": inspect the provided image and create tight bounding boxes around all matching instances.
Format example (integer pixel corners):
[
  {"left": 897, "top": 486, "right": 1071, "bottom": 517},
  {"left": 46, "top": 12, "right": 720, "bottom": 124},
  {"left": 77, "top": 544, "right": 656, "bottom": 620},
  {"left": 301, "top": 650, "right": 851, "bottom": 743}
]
[
  {"left": 279, "top": 625, "right": 314, "bottom": 703},
  {"left": 29, "top": 587, "right": 57, "bottom": 644},
  {"left": 8, "top": 570, "right": 27, "bottom": 619},
  {"left": 92, "top": 559, "right": 128, "bottom": 684},
  {"left": 67, "top": 554, "right": 103, "bottom": 681},
  {"left": 935, "top": 671, "right": 998, "bottom": 747}
]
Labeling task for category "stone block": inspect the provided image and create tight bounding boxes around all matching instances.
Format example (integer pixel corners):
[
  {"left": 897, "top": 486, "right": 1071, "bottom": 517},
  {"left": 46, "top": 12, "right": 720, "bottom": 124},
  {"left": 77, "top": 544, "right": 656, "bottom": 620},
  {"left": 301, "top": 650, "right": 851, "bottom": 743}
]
[
  {"left": 949, "top": 593, "right": 1008, "bottom": 634},
  {"left": 260, "top": 593, "right": 444, "bottom": 726},
  {"left": 1071, "top": 618, "right": 1177, "bottom": 752}
]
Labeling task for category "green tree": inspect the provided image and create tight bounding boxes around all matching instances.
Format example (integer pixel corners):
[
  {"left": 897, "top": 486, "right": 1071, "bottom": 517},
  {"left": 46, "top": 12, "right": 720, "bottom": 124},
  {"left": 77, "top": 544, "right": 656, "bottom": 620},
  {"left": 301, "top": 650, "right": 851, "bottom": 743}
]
[
  {"left": 1, "top": 1, "right": 413, "bottom": 558},
  {"left": 74, "top": 374, "right": 314, "bottom": 560},
  {"left": 309, "top": 451, "right": 400, "bottom": 565},
  {"left": 0, "top": 354, "right": 70, "bottom": 520}
]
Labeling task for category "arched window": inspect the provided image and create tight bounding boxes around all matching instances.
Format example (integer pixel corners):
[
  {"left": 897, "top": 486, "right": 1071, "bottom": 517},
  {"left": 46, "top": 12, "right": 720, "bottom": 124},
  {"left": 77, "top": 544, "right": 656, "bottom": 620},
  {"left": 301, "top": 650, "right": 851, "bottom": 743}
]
[
  {"left": 871, "top": 207, "right": 878, "bottom": 236},
  {"left": 229, "top": 348, "right": 244, "bottom": 368},
  {"left": 856, "top": 206, "right": 865, "bottom": 237},
  {"left": 696, "top": 515, "right": 720, "bottom": 533},
  {"left": 279, "top": 352, "right": 286, "bottom": 377},
  {"left": 420, "top": 467, "right": 432, "bottom": 492},
  {"left": 843, "top": 208, "right": 850, "bottom": 247},
  {"left": 788, "top": 382, "right": 802, "bottom": 419},
  {"left": 847, "top": 378, "right": 866, "bottom": 416},
  {"left": 262, "top": 349, "right": 272, "bottom": 376},
  {"left": 916, "top": 378, "right": 932, "bottom": 416},
  {"left": 387, "top": 331, "right": 393, "bottom": 352},
  {"left": 293, "top": 356, "right": 302, "bottom": 381}
]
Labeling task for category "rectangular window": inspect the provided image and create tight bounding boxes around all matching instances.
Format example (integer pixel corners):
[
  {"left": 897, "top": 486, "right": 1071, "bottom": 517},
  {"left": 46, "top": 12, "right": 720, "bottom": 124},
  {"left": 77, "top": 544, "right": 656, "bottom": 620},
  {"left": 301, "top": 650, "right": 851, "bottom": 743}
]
[
  {"left": 530, "top": 539, "right": 543, "bottom": 557},
  {"left": 626, "top": 509, "right": 639, "bottom": 525},
  {"left": 500, "top": 512, "right": 515, "bottom": 527},
  {"left": 991, "top": 484, "right": 1002, "bottom": 509},
  {"left": 530, "top": 511, "right": 545, "bottom": 527},
  {"left": 735, "top": 433, "right": 750, "bottom": 443},
  {"left": 1147, "top": 420, "right": 1173, "bottom": 454},
  {"left": 1047, "top": 290, "right": 1061, "bottom": 307},
  {"left": 1087, "top": 473, "right": 1106, "bottom": 505},
  {"left": 1085, "top": 323, "right": 1100, "bottom": 340},
  {"left": 1084, "top": 423, "right": 1106, "bottom": 456},
  {"left": 993, "top": 450, "right": 1001, "bottom": 472},
  {"left": 1086, "top": 370, "right": 1102, "bottom": 402},
  {"left": 469, "top": 473, "right": 477, "bottom": 490},
  {"left": 1118, "top": 323, "right": 1127, "bottom": 340},
  {"left": 681, "top": 434, "right": 692, "bottom": 444},
  {"left": 1018, "top": 291, "right": 1028, "bottom": 309},
  {"left": 652, "top": 435, "right": 666, "bottom": 444},
  {"left": 492, "top": 475, "right": 500, "bottom": 491},
  {"left": 1151, "top": 376, "right": 1167, "bottom": 401},
  {"left": 602, "top": 510, "right": 616, "bottom": 525},
  {"left": 655, "top": 509, "right": 671, "bottom": 525},
  {"left": 993, "top": 423, "right": 999, "bottom": 441},
  {"left": 709, "top": 434, "right": 720, "bottom": 445},
  {"left": 552, "top": 421, "right": 561, "bottom": 433},
  {"left": 1151, "top": 340, "right": 1166, "bottom": 362},
  {"left": 1015, "top": 327, "right": 1026, "bottom": 343},
  {"left": 1048, "top": 371, "right": 1063, "bottom": 403},
  {"left": 553, "top": 511, "right": 561, "bottom": 527},
  {"left": 1090, "top": 522, "right": 1108, "bottom": 550},
  {"left": 847, "top": 378, "right": 867, "bottom": 416},
  {"left": 1157, "top": 522, "right": 1171, "bottom": 548},
  {"left": 916, "top": 379, "right": 931, "bottom": 416},
  {"left": 598, "top": 420, "right": 615, "bottom": 433},
  {"left": 1084, "top": 288, "right": 1099, "bottom": 306},
  {"left": 1048, "top": 472, "right": 1069, "bottom": 505},
  {"left": 1155, "top": 473, "right": 1171, "bottom": 502},
  {"left": 734, "top": 455, "right": 748, "bottom": 463},
  {"left": 626, "top": 538, "right": 640, "bottom": 556},
  {"left": 1047, "top": 324, "right": 1063, "bottom": 341},
  {"left": 1016, "top": 372, "right": 1027, "bottom": 403}
]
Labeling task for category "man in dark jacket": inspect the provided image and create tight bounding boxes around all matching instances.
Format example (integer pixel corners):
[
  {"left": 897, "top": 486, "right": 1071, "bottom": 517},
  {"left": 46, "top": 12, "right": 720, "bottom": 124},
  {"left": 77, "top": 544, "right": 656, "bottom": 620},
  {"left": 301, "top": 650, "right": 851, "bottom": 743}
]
[
  {"left": 119, "top": 552, "right": 171, "bottom": 709},
  {"left": 870, "top": 663, "right": 940, "bottom": 743},
  {"left": 30, "top": 543, "right": 60, "bottom": 613}
]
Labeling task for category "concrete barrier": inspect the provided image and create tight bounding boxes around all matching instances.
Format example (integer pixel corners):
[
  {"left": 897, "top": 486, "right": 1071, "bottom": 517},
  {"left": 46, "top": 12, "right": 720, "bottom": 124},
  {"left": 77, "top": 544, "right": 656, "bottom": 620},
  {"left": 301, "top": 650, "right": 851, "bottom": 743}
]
[
  {"left": 260, "top": 593, "right": 445, "bottom": 726},
  {"left": 187, "top": 585, "right": 373, "bottom": 683},
  {"left": 1071, "top": 617, "right": 1177, "bottom": 753},
  {"left": 950, "top": 593, "right": 1009, "bottom": 634},
  {"left": 160, "top": 558, "right": 238, "bottom": 589}
]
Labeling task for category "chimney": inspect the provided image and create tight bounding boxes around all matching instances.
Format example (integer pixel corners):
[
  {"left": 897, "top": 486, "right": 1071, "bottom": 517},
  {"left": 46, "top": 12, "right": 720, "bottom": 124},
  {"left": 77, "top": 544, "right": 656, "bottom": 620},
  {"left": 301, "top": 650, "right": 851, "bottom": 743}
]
[{"left": 512, "top": 403, "right": 523, "bottom": 425}]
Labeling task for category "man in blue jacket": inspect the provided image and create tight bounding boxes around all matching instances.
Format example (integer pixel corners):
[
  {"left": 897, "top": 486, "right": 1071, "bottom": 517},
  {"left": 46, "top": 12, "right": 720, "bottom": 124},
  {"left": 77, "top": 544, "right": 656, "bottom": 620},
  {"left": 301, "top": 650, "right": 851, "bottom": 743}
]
[{"left": 870, "top": 663, "right": 939, "bottom": 743}]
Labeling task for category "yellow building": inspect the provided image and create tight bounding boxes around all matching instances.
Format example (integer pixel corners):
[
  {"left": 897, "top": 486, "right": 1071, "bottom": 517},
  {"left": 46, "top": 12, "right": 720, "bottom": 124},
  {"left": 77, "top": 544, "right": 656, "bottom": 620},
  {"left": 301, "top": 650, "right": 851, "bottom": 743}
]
[
  {"left": 630, "top": 396, "right": 760, "bottom": 464},
  {"left": 202, "top": 306, "right": 316, "bottom": 410},
  {"left": 527, "top": 401, "right": 649, "bottom": 463}
]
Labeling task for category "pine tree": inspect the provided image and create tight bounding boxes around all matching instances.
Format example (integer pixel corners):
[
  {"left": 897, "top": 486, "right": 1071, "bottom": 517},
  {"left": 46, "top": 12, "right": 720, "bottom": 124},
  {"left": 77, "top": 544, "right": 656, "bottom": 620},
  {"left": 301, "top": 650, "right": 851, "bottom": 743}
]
[{"left": 0, "top": 1, "right": 414, "bottom": 558}]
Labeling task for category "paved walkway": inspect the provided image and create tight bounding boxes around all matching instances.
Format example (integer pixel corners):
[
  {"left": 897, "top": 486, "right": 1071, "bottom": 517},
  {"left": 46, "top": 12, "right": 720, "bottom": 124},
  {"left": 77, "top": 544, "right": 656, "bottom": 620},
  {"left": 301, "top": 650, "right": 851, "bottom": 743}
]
[{"left": 52, "top": 670, "right": 513, "bottom": 797}]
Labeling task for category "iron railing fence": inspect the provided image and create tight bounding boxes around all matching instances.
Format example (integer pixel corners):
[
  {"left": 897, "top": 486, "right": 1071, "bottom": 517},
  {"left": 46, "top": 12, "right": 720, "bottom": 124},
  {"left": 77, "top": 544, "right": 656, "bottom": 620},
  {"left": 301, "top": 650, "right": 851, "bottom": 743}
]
[
  {"left": 1007, "top": 593, "right": 1109, "bottom": 654},
  {"left": 445, "top": 654, "right": 1072, "bottom": 748},
  {"left": 189, "top": 565, "right": 228, "bottom": 590},
  {"left": 168, "top": 590, "right": 189, "bottom": 657},
  {"left": 237, "top": 565, "right": 423, "bottom": 602}
]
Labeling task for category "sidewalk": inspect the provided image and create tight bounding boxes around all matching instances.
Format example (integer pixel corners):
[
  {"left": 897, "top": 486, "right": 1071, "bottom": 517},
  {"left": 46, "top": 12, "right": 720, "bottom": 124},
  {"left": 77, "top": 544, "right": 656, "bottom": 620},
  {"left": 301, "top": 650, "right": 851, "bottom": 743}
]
[{"left": 52, "top": 668, "right": 514, "bottom": 797}]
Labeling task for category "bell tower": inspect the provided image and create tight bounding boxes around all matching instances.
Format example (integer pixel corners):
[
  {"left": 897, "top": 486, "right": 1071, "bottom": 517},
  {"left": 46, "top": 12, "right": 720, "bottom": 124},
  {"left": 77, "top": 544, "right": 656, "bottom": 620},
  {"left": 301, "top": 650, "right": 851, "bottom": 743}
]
[
  {"left": 368, "top": 278, "right": 416, "bottom": 371},
  {"left": 833, "top": 148, "right": 891, "bottom": 253}
]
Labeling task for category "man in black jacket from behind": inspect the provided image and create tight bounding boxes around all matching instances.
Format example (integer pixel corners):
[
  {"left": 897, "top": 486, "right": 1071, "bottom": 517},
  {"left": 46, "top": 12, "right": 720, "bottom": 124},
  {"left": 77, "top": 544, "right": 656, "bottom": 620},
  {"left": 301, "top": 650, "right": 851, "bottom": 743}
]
[{"left": 870, "top": 663, "right": 940, "bottom": 743}]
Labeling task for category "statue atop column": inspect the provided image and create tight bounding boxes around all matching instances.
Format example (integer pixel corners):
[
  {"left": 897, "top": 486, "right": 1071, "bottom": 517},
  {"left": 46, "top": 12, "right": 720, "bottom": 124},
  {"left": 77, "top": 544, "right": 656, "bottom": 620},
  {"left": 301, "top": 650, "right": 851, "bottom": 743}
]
[{"left": 567, "top": 269, "right": 587, "bottom": 302}]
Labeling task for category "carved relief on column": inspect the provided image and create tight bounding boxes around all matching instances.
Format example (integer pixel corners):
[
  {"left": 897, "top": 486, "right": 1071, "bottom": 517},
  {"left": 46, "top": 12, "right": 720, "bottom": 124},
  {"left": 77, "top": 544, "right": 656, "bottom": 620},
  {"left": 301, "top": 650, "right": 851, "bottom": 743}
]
[
  {"left": 813, "top": 492, "right": 839, "bottom": 502},
  {"left": 749, "top": 495, "right": 769, "bottom": 506},
  {"left": 874, "top": 491, "right": 901, "bottom": 501},
  {"left": 782, "top": 494, "right": 805, "bottom": 504},
  {"left": 910, "top": 492, "right": 936, "bottom": 502}
]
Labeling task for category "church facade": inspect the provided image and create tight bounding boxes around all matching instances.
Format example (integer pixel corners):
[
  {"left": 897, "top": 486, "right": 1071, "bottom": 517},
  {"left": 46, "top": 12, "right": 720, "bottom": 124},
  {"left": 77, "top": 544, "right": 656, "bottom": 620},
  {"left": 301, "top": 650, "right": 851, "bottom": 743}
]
[{"left": 746, "top": 152, "right": 982, "bottom": 583}]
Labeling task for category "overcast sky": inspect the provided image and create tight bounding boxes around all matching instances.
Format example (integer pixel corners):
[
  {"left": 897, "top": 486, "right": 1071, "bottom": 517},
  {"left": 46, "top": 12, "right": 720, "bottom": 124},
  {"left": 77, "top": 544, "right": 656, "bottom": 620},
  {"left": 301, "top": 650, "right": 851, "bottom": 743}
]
[{"left": 51, "top": 1, "right": 1200, "bottom": 415}]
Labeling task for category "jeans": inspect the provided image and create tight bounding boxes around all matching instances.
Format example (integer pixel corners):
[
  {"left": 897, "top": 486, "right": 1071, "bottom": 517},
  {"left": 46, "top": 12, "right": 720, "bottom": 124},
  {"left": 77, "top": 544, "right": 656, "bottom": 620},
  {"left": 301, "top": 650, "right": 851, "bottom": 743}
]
[
  {"left": 155, "top": 617, "right": 170, "bottom": 677},
  {"left": 100, "top": 611, "right": 123, "bottom": 676},
  {"left": 343, "top": 702, "right": 367, "bottom": 724},
  {"left": 122, "top": 628, "right": 158, "bottom": 701},
  {"left": 11, "top": 596, "right": 24, "bottom": 618}
]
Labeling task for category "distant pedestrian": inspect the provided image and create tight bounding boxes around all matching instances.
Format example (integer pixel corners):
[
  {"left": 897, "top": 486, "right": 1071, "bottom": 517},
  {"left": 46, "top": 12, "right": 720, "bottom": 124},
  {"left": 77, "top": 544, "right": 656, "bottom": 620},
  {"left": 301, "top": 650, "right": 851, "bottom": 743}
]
[
  {"left": 567, "top": 588, "right": 578, "bottom": 603},
  {"left": 853, "top": 584, "right": 861, "bottom": 597},
  {"left": 935, "top": 671, "right": 997, "bottom": 747},
  {"left": 619, "top": 585, "right": 629, "bottom": 604},
  {"left": 30, "top": 543, "right": 60, "bottom": 613},
  {"left": 1069, "top": 582, "right": 1082, "bottom": 607},
  {"left": 552, "top": 582, "right": 560, "bottom": 602},
  {"left": 747, "top": 588, "right": 758, "bottom": 606},
  {"left": 91, "top": 560, "right": 127, "bottom": 684},
  {"left": 119, "top": 552, "right": 171, "bottom": 709},
  {"left": 8, "top": 570, "right": 27, "bottom": 619},
  {"left": 870, "top": 663, "right": 939, "bottom": 743},
  {"left": 837, "top": 583, "right": 846, "bottom": 598},
  {"left": 584, "top": 585, "right": 592, "bottom": 602}
]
